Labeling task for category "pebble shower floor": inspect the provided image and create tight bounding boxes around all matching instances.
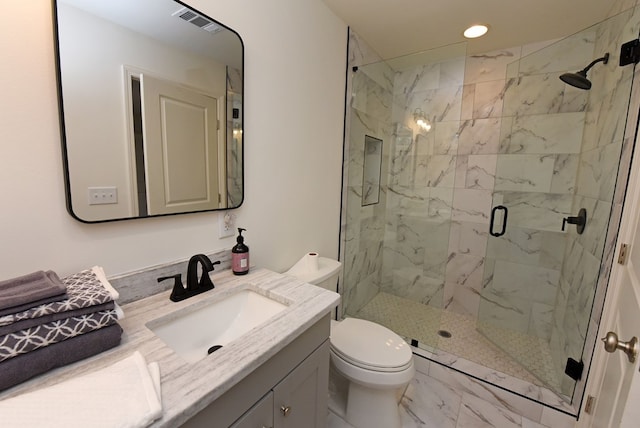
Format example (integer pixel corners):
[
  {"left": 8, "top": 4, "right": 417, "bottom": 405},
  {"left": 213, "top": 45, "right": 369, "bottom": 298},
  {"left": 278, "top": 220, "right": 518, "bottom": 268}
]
[{"left": 353, "top": 292, "right": 561, "bottom": 394}]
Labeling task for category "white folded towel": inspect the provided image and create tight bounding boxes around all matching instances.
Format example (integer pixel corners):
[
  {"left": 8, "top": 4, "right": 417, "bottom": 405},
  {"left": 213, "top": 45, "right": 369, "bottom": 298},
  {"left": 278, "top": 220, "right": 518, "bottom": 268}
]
[
  {"left": 92, "top": 266, "right": 120, "bottom": 300},
  {"left": 0, "top": 351, "right": 162, "bottom": 428},
  {"left": 114, "top": 302, "right": 126, "bottom": 320}
]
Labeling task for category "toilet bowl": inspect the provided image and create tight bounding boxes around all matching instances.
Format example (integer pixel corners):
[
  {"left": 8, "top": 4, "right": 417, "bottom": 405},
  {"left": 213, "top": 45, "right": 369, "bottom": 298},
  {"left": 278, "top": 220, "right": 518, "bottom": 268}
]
[
  {"left": 330, "top": 318, "right": 414, "bottom": 428},
  {"left": 285, "top": 253, "right": 414, "bottom": 428}
]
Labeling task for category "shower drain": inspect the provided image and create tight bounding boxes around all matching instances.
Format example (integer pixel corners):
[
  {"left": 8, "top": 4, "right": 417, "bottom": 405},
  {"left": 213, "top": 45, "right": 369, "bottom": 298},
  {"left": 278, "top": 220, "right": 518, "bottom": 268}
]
[{"left": 437, "top": 329, "right": 452, "bottom": 338}]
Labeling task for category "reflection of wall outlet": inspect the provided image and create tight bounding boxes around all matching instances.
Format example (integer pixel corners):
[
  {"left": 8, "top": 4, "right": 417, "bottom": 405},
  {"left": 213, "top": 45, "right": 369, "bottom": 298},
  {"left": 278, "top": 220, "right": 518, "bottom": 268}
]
[
  {"left": 218, "top": 212, "right": 235, "bottom": 238},
  {"left": 88, "top": 187, "right": 118, "bottom": 205}
]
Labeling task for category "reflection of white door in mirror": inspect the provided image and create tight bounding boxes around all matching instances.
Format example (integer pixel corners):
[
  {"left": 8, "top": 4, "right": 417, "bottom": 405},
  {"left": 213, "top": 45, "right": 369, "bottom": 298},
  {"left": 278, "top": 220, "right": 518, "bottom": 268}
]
[{"left": 139, "top": 74, "right": 221, "bottom": 215}]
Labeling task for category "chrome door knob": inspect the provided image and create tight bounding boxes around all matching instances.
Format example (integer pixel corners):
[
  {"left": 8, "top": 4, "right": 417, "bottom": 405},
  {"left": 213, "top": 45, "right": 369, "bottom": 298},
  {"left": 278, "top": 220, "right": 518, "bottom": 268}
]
[{"left": 602, "top": 331, "right": 638, "bottom": 363}]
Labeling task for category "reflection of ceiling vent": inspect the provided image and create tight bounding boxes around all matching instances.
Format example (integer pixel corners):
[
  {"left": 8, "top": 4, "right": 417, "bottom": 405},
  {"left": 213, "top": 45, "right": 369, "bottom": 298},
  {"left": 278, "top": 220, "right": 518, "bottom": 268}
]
[{"left": 172, "top": 7, "right": 222, "bottom": 34}]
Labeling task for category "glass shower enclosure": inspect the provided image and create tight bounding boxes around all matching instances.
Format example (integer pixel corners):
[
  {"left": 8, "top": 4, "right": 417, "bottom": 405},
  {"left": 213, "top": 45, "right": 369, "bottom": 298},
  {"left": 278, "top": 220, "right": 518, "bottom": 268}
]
[{"left": 340, "top": 6, "right": 640, "bottom": 406}]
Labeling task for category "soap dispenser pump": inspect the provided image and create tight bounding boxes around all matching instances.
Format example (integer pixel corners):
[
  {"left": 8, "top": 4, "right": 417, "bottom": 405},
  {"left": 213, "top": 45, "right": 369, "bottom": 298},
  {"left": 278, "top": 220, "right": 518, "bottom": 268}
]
[{"left": 232, "top": 228, "right": 250, "bottom": 275}]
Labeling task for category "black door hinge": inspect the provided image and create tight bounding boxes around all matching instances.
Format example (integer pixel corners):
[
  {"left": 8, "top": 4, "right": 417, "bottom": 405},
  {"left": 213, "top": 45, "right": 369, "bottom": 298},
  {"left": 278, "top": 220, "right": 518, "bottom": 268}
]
[
  {"left": 565, "top": 357, "right": 584, "bottom": 381},
  {"left": 620, "top": 39, "right": 640, "bottom": 66}
]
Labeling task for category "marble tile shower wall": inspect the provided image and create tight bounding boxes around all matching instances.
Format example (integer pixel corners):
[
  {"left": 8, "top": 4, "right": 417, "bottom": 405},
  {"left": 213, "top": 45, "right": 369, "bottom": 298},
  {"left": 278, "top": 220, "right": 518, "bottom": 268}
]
[
  {"left": 550, "top": 6, "right": 640, "bottom": 396},
  {"left": 379, "top": 37, "right": 597, "bottom": 339},
  {"left": 381, "top": 55, "right": 465, "bottom": 312}
]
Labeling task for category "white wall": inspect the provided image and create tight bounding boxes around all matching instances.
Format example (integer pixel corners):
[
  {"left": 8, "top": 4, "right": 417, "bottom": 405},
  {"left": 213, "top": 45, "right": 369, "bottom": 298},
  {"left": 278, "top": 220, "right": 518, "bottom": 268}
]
[{"left": 0, "top": 1, "right": 346, "bottom": 279}]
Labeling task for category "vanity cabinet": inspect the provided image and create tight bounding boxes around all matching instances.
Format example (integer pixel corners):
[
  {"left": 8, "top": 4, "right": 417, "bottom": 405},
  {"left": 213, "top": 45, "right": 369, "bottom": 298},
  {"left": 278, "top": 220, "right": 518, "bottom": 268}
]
[
  {"left": 182, "top": 314, "right": 330, "bottom": 428},
  {"left": 229, "top": 391, "right": 273, "bottom": 428},
  {"left": 272, "top": 339, "right": 328, "bottom": 427},
  {"left": 231, "top": 341, "right": 329, "bottom": 428}
]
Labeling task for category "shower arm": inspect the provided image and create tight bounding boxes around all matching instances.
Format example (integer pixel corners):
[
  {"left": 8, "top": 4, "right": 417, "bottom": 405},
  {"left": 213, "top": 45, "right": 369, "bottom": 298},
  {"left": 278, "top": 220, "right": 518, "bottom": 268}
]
[{"left": 580, "top": 53, "right": 610, "bottom": 74}]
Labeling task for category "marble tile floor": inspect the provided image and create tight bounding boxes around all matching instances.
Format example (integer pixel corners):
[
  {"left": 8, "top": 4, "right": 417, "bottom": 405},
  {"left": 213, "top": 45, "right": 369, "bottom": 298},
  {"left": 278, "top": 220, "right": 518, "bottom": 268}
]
[
  {"left": 327, "top": 351, "right": 576, "bottom": 428},
  {"left": 353, "top": 292, "right": 562, "bottom": 394},
  {"left": 326, "top": 369, "right": 574, "bottom": 428}
]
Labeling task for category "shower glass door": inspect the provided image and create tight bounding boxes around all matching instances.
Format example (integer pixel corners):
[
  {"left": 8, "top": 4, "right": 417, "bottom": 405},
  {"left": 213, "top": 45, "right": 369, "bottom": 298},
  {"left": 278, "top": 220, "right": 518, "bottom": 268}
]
[
  {"left": 478, "top": 7, "right": 640, "bottom": 399},
  {"left": 342, "top": 43, "right": 468, "bottom": 351}
]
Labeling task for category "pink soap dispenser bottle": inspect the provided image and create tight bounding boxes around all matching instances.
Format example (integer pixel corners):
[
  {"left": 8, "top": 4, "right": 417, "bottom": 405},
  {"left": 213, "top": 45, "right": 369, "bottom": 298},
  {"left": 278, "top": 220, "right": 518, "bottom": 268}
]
[{"left": 232, "top": 228, "right": 250, "bottom": 275}]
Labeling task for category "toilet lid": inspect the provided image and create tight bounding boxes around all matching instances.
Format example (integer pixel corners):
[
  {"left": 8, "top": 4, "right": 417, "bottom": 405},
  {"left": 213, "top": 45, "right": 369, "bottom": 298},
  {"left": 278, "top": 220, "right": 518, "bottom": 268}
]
[{"left": 330, "top": 318, "right": 412, "bottom": 370}]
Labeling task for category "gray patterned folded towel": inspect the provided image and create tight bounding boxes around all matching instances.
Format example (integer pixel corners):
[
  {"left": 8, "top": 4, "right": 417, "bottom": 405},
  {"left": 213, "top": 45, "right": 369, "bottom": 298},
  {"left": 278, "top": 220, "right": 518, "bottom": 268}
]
[
  {"left": 0, "top": 271, "right": 67, "bottom": 315},
  {"left": 0, "top": 309, "right": 118, "bottom": 363},
  {"left": 0, "top": 301, "right": 115, "bottom": 337},
  {"left": 0, "top": 323, "right": 122, "bottom": 392},
  {"left": 0, "top": 268, "right": 115, "bottom": 327}
]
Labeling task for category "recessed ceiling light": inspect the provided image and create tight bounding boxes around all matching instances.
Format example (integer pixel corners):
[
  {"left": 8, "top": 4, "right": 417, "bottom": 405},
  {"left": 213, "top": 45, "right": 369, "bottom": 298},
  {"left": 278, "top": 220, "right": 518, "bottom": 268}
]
[{"left": 463, "top": 24, "right": 489, "bottom": 39}]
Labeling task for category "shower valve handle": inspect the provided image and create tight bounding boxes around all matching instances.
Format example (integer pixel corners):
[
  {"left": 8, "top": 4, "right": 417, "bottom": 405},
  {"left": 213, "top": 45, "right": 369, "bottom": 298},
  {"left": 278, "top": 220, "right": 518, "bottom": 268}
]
[
  {"left": 562, "top": 208, "right": 587, "bottom": 234},
  {"left": 562, "top": 216, "right": 582, "bottom": 229}
]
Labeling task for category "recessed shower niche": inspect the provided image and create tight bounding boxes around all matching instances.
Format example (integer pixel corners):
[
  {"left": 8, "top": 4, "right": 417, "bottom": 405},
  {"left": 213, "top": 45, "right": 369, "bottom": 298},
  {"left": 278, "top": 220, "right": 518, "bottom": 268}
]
[{"left": 362, "top": 135, "right": 382, "bottom": 206}]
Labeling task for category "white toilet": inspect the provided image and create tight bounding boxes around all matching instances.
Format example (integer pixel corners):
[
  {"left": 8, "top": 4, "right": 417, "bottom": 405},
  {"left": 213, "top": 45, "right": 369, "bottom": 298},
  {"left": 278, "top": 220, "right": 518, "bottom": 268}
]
[{"left": 285, "top": 253, "right": 415, "bottom": 428}]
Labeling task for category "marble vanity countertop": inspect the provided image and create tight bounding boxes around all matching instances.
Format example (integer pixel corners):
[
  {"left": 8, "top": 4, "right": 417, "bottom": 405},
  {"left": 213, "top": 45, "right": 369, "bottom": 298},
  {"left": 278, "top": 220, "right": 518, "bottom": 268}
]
[{"left": 0, "top": 268, "right": 340, "bottom": 428}]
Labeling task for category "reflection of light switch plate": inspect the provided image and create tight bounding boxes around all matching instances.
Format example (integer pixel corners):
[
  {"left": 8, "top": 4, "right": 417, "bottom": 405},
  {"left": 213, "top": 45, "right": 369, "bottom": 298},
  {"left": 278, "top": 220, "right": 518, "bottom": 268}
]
[
  {"left": 88, "top": 187, "right": 117, "bottom": 205},
  {"left": 218, "top": 212, "right": 235, "bottom": 238}
]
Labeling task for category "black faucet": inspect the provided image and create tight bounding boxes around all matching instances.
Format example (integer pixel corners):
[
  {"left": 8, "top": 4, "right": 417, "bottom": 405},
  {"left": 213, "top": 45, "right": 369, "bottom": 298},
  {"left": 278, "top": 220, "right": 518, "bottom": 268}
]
[
  {"left": 158, "top": 254, "right": 221, "bottom": 302},
  {"left": 187, "top": 254, "right": 219, "bottom": 291}
]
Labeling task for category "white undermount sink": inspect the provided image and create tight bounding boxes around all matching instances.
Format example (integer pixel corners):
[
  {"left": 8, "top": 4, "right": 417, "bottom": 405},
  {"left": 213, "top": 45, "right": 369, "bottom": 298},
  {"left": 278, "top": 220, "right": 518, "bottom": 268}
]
[{"left": 147, "top": 289, "right": 288, "bottom": 363}]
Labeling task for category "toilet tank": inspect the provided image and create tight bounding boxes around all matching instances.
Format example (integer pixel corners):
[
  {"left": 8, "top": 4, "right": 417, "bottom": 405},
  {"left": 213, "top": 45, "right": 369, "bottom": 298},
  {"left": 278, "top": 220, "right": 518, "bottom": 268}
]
[{"left": 284, "top": 253, "right": 342, "bottom": 292}]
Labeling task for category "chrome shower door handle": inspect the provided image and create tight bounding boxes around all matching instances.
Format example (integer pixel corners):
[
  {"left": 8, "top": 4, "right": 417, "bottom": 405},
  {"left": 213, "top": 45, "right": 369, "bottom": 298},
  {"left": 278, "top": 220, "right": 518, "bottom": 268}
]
[
  {"left": 489, "top": 205, "right": 508, "bottom": 237},
  {"left": 602, "top": 331, "right": 639, "bottom": 363}
]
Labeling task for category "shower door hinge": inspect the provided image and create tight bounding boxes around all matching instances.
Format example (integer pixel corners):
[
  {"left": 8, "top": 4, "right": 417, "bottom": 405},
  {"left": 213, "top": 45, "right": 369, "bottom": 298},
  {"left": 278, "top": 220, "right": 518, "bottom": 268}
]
[
  {"left": 618, "top": 243, "right": 629, "bottom": 265},
  {"left": 620, "top": 39, "right": 640, "bottom": 66},
  {"left": 565, "top": 357, "right": 584, "bottom": 381},
  {"left": 584, "top": 395, "right": 596, "bottom": 414}
]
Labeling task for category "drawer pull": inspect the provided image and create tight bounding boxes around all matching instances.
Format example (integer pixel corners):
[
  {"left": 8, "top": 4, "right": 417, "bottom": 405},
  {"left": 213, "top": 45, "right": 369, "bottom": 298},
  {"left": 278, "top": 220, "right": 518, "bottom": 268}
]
[{"left": 280, "top": 405, "right": 291, "bottom": 416}]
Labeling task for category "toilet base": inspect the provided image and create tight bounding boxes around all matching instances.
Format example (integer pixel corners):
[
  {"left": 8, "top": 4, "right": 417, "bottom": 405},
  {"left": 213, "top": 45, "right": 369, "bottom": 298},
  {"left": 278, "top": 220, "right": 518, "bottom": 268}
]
[{"left": 345, "top": 382, "right": 402, "bottom": 428}]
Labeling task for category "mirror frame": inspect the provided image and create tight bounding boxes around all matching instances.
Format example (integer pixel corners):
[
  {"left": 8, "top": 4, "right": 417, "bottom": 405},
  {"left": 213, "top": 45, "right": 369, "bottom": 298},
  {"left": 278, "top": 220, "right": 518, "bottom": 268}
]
[{"left": 52, "top": 0, "right": 244, "bottom": 223}]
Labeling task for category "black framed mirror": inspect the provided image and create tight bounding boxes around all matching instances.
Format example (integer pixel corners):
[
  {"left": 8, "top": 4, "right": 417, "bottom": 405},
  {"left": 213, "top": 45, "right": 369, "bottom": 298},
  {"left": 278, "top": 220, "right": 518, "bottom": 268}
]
[{"left": 53, "top": 0, "right": 244, "bottom": 223}]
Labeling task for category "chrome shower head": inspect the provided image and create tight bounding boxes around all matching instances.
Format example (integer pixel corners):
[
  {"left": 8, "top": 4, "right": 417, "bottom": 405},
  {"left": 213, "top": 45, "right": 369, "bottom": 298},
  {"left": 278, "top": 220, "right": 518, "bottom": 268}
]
[{"left": 559, "top": 53, "right": 610, "bottom": 90}]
